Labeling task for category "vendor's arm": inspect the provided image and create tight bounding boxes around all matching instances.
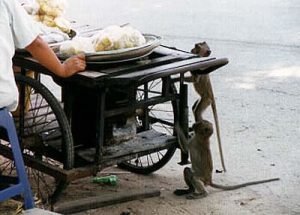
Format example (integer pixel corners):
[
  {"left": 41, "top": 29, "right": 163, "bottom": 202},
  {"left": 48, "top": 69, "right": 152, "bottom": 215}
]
[
  {"left": 25, "top": 36, "right": 86, "bottom": 78},
  {"left": 6, "top": 0, "right": 85, "bottom": 77}
]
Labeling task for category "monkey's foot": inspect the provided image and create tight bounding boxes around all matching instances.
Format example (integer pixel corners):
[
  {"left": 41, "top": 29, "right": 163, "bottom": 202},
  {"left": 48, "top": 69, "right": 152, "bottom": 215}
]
[
  {"left": 177, "top": 160, "right": 191, "bottom": 165},
  {"left": 174, "top": 188, "right": 194, "bottom": 196},
  {"left": 186, "top": 191, "right": 208, "bottom": 199}
]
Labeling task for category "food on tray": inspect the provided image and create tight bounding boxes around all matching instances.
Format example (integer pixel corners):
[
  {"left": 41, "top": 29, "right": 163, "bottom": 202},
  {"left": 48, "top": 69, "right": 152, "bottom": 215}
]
[
  {"left": 59, "top": 37, "right": 94, "bottom": 55},
  {"left": 92, "top": 25, "right": 146, "bottom": 51},
  {"left": 53, "top": 16, "right": 70, "bottom": 33},
  {"left": 59, "top": 25, "right": 147, "bottom": 55},
  {"left": 20, "top": 0, "right": 40, "bottom": 15},
  {"left": 21, "top": 0, "right": 71, "bottom": 34},
  {"left": 38, "top": 22, "right": 70, "bottom": 44},
  {"left": 37, "top": 0, "right": 66, "bottom": 17}
]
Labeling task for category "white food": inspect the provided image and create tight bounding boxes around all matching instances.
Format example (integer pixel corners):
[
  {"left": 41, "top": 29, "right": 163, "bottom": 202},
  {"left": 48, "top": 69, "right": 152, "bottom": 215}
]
[
  {"left": 20, "top": 0, "right": 40, "bottom": 15},
  {"left": 123, "top": 26, "right": 147, "bottom": 47},
  {"left": 59, "top": 25, "right": 146, "bottom": 55},
  {"left": 54, "top": 16, "right": 71, "bottom": 33},
  {"left": 93, "top": 25, "right": 146, "bottom": 52},
  {"left": 37, "top": 0, "right": 67, "bottom": 17},
  {"left": 38, "top": 22, "right": 70, "bottom": 43},
  {"left": 21, "top": 0, "right": 71, "bottom": 33},
  {"left": 59, "top": 37, "right": 94, "bottom": 55}
]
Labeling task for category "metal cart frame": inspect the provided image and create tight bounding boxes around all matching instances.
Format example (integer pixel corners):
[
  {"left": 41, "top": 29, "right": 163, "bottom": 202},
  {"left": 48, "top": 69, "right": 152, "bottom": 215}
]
[{"left": 0, "top": 44, "right": 228, "bottom": 206}]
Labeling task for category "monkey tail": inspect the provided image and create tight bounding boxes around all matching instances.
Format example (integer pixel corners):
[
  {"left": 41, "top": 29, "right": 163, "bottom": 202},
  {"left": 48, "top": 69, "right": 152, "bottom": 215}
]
[
  {"left": 210, "top": 178, "right": 280, "bottom": 190},
  {"left": 175, "top": 123, "right": 189, "bottom": 153},
  {"left": 210, "top": 91, "right": 226, "bottom": 172}
]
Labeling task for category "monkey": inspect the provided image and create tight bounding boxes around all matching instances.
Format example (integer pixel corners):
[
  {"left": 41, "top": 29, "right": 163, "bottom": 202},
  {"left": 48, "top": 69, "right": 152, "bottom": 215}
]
[
  {"left": 191, "top": 41, "right": 211, "bottom": 57},
  {"left": 184, "top": 41, "right": 226, "bottom": 172},
  {"left": 174, "top": 119, "right": 280, "bottom": 199}
]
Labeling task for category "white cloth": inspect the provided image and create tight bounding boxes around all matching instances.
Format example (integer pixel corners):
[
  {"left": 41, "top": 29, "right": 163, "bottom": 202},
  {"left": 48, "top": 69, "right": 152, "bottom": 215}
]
[{"left": 0, "top": 0, "right": 39, "bottom": 111}]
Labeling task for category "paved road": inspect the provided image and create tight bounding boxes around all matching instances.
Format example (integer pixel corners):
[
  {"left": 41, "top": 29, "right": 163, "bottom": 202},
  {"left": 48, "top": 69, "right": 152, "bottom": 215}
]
[
  {"left": 63, "top": 1, "right": 300, "bottom": 214},
  {"left": 67, "top": 0, "right": 299, "bottom": 47}
]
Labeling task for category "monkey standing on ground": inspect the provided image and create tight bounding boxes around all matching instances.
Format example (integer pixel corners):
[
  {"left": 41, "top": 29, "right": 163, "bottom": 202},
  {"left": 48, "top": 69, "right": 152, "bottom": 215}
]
[
  {"left": 184, "top": 41, "right": 226, "bottom": 172},
  {"left": 174, "top": 120, "right": 280, "bottom": 199}
]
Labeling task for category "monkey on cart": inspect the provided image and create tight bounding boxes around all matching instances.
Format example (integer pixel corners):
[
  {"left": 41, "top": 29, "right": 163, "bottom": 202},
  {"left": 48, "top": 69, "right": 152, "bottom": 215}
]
[
  {"left": 184, "top": 42, "right": 226, "bottom": 172},
  {"left": 174, "top": 119, "right": 279, "bottom": 199}
]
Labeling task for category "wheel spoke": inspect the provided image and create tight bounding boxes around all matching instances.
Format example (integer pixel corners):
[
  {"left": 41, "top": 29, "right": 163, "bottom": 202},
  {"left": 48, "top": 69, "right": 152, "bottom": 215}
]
[
  {"left": 118, "top": 78, "right": 178, "bottom": 174},
  {"left": 0, "top": 74, "right": 74, "bottom": 207}
]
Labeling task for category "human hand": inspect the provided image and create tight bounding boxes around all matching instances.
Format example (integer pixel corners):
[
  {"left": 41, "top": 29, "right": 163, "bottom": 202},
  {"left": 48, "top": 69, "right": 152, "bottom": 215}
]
[{"left": 62, "top": 53, "right": 86, "bottom": 77}]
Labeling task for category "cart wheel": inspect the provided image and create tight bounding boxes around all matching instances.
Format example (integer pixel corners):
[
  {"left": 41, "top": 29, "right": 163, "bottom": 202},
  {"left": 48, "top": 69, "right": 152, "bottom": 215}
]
[
  {"left": 118, "top": 78, "right": 178, "bottom": 174},
  {"left": 0, "top": 74, "right": 73, "bottom": 206}
]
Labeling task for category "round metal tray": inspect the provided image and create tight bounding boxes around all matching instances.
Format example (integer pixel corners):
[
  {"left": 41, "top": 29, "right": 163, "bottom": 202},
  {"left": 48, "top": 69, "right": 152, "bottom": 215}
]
[{"left": 57, "top": 34, "right": 161, "bottom": 63}]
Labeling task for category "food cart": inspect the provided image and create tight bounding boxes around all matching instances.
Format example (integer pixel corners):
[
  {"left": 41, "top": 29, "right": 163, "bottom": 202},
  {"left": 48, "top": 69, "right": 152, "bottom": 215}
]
[{"left": 0, "top": 25, "right": 228, "bottom": 207}]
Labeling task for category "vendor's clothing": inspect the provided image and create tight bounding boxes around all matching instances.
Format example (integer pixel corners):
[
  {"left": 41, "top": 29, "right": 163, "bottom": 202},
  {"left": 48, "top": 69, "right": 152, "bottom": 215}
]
[{"left": 0, "top": 0, "right": 39, "bottom": 111}]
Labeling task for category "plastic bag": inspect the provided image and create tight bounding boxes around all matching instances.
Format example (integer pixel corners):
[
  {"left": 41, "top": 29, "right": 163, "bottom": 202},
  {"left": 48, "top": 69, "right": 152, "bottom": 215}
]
[{"left": 93, "top": 25, "right": 146, "bottom": 52}]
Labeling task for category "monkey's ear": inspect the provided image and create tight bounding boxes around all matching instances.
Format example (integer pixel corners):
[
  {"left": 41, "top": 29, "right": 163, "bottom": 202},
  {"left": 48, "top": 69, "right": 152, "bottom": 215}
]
[
  {"left": 192, "top": 122, "right": 201, "bottom": 131},
  {"left": 191, "top": 47, "right": 196, "bottom": 54},
  {"left": 204, "top": 50, "right": 211, "bottom": 57},
  {"left": 192, "top": 123, "right": 197, "bottom": 130},
  {"left": 204, "top": 127, "right": 213, "bottom": 136}
]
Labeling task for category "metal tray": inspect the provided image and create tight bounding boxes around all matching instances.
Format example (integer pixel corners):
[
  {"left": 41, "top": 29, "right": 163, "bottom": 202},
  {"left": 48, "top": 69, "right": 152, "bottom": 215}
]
[{"left": 57, "top": 34, "right": 161, "bottom": 63}]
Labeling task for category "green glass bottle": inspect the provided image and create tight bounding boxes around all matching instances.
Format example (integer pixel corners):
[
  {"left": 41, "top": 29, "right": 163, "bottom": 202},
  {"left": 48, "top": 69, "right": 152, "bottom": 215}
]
[{"left": 91, "top": 175, "right": 118, "bottom": 186}]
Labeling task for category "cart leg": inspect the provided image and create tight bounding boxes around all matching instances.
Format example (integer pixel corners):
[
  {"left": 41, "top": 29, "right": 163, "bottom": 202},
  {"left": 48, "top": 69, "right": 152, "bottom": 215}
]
[
  {"left": 95, "top": 90, "right": 106, "bottom": 167},
  {"left": 50, "top": 181, "right": 68, "bottom": 209},
  {"left": 178, "top": 82, "right": 189, "bottom": 165}
]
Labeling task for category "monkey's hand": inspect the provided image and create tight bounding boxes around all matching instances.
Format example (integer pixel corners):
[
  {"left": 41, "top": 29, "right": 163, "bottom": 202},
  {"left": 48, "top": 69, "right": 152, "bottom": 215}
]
[{"left": 184, "top": 75, "right": 194, "bottom": 82}]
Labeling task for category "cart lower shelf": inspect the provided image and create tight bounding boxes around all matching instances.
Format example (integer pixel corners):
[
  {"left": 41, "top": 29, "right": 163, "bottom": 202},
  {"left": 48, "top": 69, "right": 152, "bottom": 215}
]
[
  {"left": 76, "top": 129, "right": 177, "bottom": 166},
  {"left": 0, "top": 129, "right": 177, "bottom": 183}
]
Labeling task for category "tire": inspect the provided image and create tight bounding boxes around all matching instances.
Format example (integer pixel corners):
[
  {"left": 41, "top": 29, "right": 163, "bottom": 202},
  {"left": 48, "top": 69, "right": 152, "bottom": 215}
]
[
  {"left": 0, "top": 73, "right": 73, "bottom": 206},
  {"left": 118, "top": 78, "right": 178, "bottom": 174}
]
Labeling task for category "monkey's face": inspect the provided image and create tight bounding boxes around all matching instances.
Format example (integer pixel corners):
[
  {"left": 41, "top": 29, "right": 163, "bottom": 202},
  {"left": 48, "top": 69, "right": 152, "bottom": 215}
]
[
  {"left": 191, "top": 42, "right": 211, "bottom": 57},
  {"left": 193, "top": 120, "right": 213, "bottom": 138}
]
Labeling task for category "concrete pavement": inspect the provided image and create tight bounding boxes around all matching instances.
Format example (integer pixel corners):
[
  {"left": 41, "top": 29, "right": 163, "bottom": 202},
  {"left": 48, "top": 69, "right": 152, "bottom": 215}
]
[{"left": 63, "top": 1, "right": 300, "bottom": 214}]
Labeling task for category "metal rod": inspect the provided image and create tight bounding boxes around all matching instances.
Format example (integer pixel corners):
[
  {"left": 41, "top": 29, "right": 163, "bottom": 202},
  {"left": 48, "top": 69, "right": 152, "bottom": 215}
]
[{"left": 178, "top": 75, "right": 189, "bottom": 165}]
